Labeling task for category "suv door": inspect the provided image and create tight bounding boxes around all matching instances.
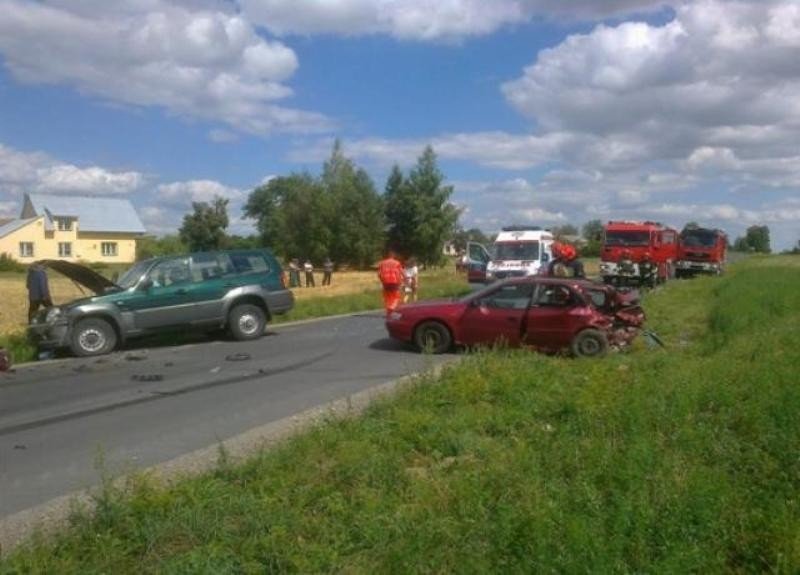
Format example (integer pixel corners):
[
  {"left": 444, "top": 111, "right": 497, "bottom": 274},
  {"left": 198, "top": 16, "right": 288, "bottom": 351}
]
[
  {"left": 458, "top": 281, "right": 534, "bottom": 347},
  {"left": 127, "top": 257, "right": 195, "bottom": 329},
  {"left": 189, "top": 252, "right": 236, "bottom": 323}
]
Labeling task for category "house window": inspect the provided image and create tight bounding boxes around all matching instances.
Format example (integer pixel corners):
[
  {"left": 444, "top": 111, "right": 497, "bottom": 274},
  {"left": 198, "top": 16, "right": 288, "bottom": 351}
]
[
  {"left": 101, "top": 242, "right": 118, "bottom": 257},
  {"left": 56, "top": 218, "right": 73, "bottom": 231},
  {"left": 19, "top": 242, "right": 34, "bottom": 258},
  {"left": 58, "top": 242, "right": 72, "bottom": 257}
]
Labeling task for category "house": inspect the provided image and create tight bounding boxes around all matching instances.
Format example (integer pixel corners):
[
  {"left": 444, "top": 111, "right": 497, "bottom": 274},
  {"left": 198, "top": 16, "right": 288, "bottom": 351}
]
[{"left": 0, "top": 193, "right": 146, "bottom": 264}]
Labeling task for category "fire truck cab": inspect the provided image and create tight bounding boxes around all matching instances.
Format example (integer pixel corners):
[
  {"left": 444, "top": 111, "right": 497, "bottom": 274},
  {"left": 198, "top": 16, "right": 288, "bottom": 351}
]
[
  {"left": 599, "top": 221, "right": 679, "bottom": 287},
  {"left": 676, "top": 226, "right": 727, "bottom": 277}
]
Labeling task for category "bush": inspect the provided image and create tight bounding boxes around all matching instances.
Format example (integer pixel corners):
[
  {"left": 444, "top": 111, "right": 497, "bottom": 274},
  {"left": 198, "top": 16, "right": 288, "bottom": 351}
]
[{"left": 0, "top": 253, "right": 26, "bottom": 272}]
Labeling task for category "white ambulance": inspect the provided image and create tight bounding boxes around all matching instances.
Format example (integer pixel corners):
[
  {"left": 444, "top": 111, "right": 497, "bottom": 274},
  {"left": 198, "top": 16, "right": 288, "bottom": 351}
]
[{"left": 467, "top": 226, "right": 556, "bottom": 282}]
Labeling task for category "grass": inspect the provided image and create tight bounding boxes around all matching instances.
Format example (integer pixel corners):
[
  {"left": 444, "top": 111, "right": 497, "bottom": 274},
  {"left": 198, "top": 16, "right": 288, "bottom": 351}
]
[
  {"left": 2, "top": 255, "right": 799, "bottom": 572},
  {"left": 0, "top": 266, "right": 470, "bottom": 364}
]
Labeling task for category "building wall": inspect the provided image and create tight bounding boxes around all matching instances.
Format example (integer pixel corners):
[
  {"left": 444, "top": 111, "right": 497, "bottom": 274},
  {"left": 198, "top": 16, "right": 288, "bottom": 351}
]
[{"left": 0, "top": 217, "right": 139, "bottom": 263}]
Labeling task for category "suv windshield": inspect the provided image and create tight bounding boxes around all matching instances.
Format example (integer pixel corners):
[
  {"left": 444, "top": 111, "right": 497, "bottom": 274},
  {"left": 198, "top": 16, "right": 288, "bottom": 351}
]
[
  {"left": 681, "top": 230, "right": 717, "bottom": 248},
  {"left": 604, "top": 231, "right": 650, "bottom": 246},
  {"left": 116, "top": 261, "right": 151, "bottom": 289},
  {"left": 494, "top": 241, "right": 540, "bottom": 261}
]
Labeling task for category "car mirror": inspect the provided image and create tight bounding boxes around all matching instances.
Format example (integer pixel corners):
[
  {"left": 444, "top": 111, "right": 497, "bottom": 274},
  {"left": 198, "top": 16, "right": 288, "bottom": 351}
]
[{"left": 138, "top": 278, "right": 153, "bottom": 291}]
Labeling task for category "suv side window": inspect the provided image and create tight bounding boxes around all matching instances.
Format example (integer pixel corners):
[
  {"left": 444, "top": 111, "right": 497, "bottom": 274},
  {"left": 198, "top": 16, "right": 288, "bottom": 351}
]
[
  {"left": 477, "top": 283, "right": 534, "bottom": 310},
  {"left": 191, "top": 253, "right": 226, "bottom": 282},
  {"left": 230, "top": 253, "right": 270, "bottom": 276},
  {"left": 534, "top": 284, "right": 576, "bottom": 307},
  {"left": 148, "top": 257, "right": 190, "bottom": 287}
]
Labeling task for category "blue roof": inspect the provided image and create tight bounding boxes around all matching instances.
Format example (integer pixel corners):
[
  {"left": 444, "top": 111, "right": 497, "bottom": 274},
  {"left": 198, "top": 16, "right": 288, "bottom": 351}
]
[
  {"left": 0, "top": 217, "right": 37, "bottom": 239},
  {"left": 25, "top": 193, "right": 146, "bottom": 234}
]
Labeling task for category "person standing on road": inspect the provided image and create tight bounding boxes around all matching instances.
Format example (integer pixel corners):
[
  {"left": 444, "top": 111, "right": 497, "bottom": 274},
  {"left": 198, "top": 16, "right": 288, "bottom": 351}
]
[
  {"left": 403, "top": 257, "right": 419, "bottom": 303},
  {"left": 322, "top": 257, "right": 334, "bottom": 286},
  {"left": 26, "top": 263, "right": 53, "bottom": 322},
  {"left": 304, "top": 259, "right": 315, "bottom": 287},
  {"left": 378, "top": 249, "right": 404, "bottom": 317}
]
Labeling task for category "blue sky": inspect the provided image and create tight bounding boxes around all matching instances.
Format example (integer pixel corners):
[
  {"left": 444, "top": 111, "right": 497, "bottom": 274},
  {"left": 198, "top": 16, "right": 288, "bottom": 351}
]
[{"left": 1, "top": 0, "right": 799, "bottom": 249}]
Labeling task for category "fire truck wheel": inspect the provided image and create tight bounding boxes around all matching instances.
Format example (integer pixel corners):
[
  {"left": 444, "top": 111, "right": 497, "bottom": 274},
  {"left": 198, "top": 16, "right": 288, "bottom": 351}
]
[{"left": 571, "top": 329, "right": 609, "bottom": 358}]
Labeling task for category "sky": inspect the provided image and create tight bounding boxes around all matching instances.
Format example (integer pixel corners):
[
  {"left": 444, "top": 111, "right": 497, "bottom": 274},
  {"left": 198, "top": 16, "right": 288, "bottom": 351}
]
[{"left": 0, "top": 0, "right": 799, "bottom": 250}]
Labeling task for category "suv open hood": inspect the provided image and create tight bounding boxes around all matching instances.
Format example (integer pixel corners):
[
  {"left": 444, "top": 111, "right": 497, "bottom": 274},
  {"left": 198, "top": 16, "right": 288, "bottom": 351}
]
[{"left": 37, "top": 260, "right": 119, "bottom": 295}]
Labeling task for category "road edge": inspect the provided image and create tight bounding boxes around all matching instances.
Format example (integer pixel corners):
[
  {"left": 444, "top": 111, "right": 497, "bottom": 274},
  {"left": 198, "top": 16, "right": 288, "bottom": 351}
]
[{"left": 0, "top": 361, "right": 448, "bottom": 556}]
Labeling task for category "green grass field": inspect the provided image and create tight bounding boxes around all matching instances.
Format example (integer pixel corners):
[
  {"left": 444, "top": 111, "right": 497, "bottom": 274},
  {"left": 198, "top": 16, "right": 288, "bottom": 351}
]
[{"left": 2, "top": 255, "right": 799, "bottom": 572}]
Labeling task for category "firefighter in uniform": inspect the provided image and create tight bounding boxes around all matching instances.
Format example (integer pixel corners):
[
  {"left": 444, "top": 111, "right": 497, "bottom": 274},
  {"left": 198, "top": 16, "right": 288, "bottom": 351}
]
[
  {"left": 378, "top": 250, "right": 405, "bottom": 317},
  {"left": 547, "top": 242, "right": 586, "bottom": 278}
]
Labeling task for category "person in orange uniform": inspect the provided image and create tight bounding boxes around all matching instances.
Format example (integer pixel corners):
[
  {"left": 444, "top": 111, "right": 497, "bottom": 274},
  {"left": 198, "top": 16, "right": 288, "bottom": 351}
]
[{"left": 378, "top": 249, "right": 404, "bottom": 317}]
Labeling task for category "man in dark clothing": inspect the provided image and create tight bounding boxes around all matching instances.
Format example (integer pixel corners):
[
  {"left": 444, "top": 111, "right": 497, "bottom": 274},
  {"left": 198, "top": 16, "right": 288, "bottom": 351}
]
[
  {"left": 322, "top": 257, "right": 334, "bottom": 286},
  {"left": 27, "top": 263, "right": 53, "bottom": 322}
]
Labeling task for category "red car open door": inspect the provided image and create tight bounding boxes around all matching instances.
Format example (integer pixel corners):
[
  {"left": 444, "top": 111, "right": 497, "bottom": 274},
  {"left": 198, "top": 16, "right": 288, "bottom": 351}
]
[{"left": 457, "top": 281, "right": 535, "bottom": 347}]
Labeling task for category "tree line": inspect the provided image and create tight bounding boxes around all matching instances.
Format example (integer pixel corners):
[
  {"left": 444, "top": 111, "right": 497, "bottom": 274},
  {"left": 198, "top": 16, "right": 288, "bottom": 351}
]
[{"left": 142, "top": 142, "right": 459, "bottom": 267}]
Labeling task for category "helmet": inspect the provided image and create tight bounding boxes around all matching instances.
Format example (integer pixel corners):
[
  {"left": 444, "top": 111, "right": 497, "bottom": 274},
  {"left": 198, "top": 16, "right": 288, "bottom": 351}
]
[
  {"left": 561, "top": 244, "right": 577, "bottom": 261},
  {"left": 551, "top": 242, "right": 564, "bottom": 259}
]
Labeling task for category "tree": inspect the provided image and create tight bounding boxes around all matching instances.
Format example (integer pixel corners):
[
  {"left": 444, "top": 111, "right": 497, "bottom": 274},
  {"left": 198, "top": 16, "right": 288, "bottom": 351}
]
[
  {"left": 733, "top": 225, "right": 771, "bottom": 253},
  {"left": 733, "top": 236, "right": 751, "bottom": 252},
  {"left": 244, "top": 173, "right": 332, "bottom": 262},
  {"left": 322, "top": 141, "right": 385, "bottom": 267},
  {"left": 178, "top": 197, "right": 229, "bottom": 252},
  {"left": 136, "top": 234, "right": 187, "bottom": 260},
  {"left": 385, "top": 146, "right": 460, "bottom": 265},
  {"left": 552, "top": 224, "right": 579, "bottom": 238},
  {"left": 745, "top": 225, "right": 771, "bottom": 253},
  {"left": 581, "top": 219, "right": 604, "bottom": 243},
  {"left": 451, "top": 227, "right": 491, "bottom": 251},
  {"left": 580, "top": 219, "right": 604, "bottom": 257}
]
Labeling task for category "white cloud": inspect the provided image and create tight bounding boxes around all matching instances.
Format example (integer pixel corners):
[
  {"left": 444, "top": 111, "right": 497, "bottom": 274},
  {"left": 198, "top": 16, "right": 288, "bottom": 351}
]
[
  {"left": 0, "top": 0, "right": 332, "bottom": 135},
  {"left": 157, "top": 179, "right": 245, "bottom": 207},
  {"left": 240, "top": 0, "right": 671, "bottom": 41},
  {"left": 0, "top": 143, "right": 145, "bottom": 199},
  {"left": 501, "top": 0, "right": 800, "bottom": 179}
]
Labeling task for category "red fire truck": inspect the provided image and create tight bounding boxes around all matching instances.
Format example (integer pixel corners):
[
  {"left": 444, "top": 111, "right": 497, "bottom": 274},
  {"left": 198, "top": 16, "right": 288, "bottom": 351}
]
[
  {"left": 599, "top": 221, "right": 679, "bottom": 287},
  {"left": 675, "top": 226, "right": 727, "bottom": 277}
]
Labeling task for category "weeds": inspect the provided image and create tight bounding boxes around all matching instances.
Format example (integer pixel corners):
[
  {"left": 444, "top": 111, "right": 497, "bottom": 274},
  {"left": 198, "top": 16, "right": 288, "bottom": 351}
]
[{"left": 2, "top": 256, "right": 799, "bottom": 572}]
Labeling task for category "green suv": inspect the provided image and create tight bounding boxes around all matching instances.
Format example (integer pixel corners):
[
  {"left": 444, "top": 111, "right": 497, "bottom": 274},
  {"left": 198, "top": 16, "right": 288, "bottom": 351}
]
[{"left": 29, "top": 250, "right": 294, "bottom": 357}]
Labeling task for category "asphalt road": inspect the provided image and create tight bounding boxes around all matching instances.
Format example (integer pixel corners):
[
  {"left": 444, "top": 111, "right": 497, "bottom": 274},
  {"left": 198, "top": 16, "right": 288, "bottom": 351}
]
[{"left": 0, "top": 312, "right": 454, "bottom": 519}]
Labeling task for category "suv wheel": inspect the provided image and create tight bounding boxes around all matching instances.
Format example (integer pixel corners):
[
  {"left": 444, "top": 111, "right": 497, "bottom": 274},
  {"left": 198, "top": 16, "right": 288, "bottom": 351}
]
[
  {"left": 571, "top": 329, "right": 609, "bottom": 358},
  {"left": 70, "top": 318, "right": 117, "bottom": 357},
  {"left": 228, "top": 304, "right": 266, "bottom": 341}
]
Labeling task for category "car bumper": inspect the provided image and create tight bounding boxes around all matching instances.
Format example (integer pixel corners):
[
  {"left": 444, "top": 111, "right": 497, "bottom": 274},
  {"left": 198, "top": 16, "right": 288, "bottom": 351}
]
[
  {"left": 265, "top": 289, "right": 295, "bottom": 316},
  {"left": 385, "top": 318, "right": 414, "bottom": 342},
  {"left": 27, "top": 322, "right": 70, "bottom": 349},
  {"left": 676, "top": 260, "right": 720, "bottom": 272}
]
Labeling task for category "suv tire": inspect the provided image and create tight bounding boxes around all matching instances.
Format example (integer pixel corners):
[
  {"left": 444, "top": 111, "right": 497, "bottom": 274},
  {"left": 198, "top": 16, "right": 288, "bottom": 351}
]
[
  {"left": 70, "top": 317, "right": 118, "bottom": 357},
  {"left": 414, "top": 321, "right": 452, "bottom": 354},
  {"left": 571, "top": 328, "right": 609, "bottom": 358},
  {"left": 228, "top": 304, "right": 266, "bottom": 341}
]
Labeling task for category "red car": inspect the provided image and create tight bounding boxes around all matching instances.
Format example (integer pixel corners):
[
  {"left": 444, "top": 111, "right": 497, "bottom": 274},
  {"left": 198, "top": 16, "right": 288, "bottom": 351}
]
[{"left": 386, "top": 277, "right": 645, "bottom": 357}]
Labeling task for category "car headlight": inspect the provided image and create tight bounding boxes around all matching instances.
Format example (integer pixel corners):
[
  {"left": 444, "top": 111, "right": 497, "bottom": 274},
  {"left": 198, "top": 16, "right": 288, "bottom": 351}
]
[
  {"left": 388, "top": 311, "right": 403, "bottom": 321},
  {"left": 45, "top": 307, "right": 63, "bottom": 324}
]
